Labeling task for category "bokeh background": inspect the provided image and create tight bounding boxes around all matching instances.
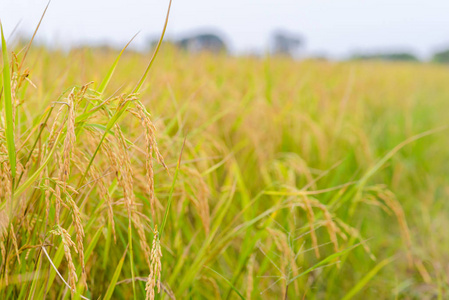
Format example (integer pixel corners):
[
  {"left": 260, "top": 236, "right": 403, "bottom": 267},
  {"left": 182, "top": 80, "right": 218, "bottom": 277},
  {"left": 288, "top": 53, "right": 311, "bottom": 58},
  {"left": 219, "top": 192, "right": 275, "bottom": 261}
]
[{"left": 1, "top": 0, "right": 449, "bottom": 60}]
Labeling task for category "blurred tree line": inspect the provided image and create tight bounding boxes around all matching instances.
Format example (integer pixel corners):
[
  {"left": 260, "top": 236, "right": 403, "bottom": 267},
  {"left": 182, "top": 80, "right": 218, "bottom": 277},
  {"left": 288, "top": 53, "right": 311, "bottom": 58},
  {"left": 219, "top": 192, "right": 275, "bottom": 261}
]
[
  {"left": 432, "top": 49, "right": 449, "bottom": 64},
  {"left": 350, "top": 48, "right": 449, "bottom": 64},
  {"left": 351, "top": 52, "right": 419, "bottom": 62}
]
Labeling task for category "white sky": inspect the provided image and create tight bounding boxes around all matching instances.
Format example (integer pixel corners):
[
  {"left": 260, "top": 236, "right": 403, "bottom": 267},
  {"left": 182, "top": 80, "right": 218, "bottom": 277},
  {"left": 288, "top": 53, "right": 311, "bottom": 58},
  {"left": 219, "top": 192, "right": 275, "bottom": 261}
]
[{"left": 1, "top": 0, "right": 449, "bottom": 59}]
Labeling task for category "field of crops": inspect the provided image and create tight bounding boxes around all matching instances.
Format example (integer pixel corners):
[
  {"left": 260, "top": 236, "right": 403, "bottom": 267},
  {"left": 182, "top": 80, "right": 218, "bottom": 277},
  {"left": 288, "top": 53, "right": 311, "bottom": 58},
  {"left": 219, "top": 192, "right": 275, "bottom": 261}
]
[{"left": 1, "top": 27, "right": 449, "bottom": 299}]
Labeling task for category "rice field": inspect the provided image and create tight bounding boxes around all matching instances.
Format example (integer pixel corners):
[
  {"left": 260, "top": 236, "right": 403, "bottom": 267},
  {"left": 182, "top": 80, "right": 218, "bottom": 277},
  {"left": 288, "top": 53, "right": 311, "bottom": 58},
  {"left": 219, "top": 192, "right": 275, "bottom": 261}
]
[{"left": 1, "top": 22, "right": 449, "bottom": 299}]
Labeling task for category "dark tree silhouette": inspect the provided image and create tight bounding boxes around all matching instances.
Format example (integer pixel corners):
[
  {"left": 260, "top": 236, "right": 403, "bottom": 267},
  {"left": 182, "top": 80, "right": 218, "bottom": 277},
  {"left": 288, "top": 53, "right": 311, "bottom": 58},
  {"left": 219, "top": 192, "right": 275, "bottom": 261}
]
[
  {"left": 351, "top": 52, "right": 419, "bottom": 62},
  {"left": 432, "top": 49, "right": 449, "bottom": 64},
  {"left": 177, "top": 33, "right": 227, "bottom": 54},
  {"left": 271, "top": 30, "right": 303, "bottom": 57}
]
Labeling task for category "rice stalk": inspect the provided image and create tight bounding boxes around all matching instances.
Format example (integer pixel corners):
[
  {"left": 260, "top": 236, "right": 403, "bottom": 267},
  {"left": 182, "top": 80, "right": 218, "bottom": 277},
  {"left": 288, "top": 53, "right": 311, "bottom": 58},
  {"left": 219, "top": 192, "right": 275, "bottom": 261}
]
[{"left": 145, "top": 226, "right": 162, "bottom": 300}]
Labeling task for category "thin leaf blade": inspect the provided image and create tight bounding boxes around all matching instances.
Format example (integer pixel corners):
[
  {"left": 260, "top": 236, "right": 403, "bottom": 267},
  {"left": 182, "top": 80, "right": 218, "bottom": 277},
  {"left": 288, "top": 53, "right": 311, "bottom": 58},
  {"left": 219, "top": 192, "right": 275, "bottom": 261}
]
[
  {"left": 103, "top": 246, "right": 128, "bottom": 300},
  {"left": 1, "top": 23, "right": 16, "bottom": 185}
]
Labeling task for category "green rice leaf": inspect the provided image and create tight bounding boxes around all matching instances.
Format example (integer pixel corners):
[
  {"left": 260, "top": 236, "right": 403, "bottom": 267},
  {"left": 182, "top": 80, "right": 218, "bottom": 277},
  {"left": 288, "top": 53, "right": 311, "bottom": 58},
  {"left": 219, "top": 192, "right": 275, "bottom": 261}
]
[
  {"left": 14, "top": 129, "right": 61, "bottom": 199},
  {"left": 133, "top": 0, "right": 172, "bottom": 93},
  {"left": 287, "top": 243, "right": 362, "bottom": 285},
  {"left": 103, "top": 246, "right": 128, "bottom": 300},
  {"left": 206, "top": 266, "right": 246, "bottom": 300},
  {"left": 342, "top": 257, "right": 395, "bottom": 300},
  {"left": 1, "top": 23, "right": 16, "bottom": 186},
  {"left": 159, "top": 137, "right": 185, "bottom": 237},
  {"left": 98, "top": 33, "right": 138, "bottom": 95}
]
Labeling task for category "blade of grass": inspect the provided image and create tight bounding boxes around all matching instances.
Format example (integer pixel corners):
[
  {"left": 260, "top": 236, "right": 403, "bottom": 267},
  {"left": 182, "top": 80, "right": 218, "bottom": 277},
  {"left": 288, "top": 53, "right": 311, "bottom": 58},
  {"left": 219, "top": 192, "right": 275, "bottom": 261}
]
[
  {"left": 287, "top": 243, "right": 362, "bottom": 285},
  {"left": 133, "top": 0, "right": 172, "bottom": 93},
  {"left": 97, "top": 33, "right": 138, "bottom": 95},
  {"left": 1, "top": 23, "right": 17, "bottom": 189},
  {"left": 26, "top": 248, "right": 43, "bottom": 300},
  {"left": 206, "top": 266, "right": 246, "bottom": 300},
  {"left": 168, "top": 179, "right": 237, "bottom": 286},
  {"left": 17, "top": 1, "right": 50, "bottom": 71},
  {"left": 69, "top": 226, "right": 104, "bottom": 300},
  {"left": 16, "top": 105, "right": 54, "bottom": 187},
  {"left": 176, "top": 194, "right": 283, "bottom": 295},
  {"left": 342, "top": 256, "right": 395, "bottom": 300},
  {"left": 349, "top": 125, "right": 448, "bottom": 216},
  {"left": 159, "top": 137, "right": 185, "bottom": 237},
  {"left": 358, "top": 126, "right": 448, "bottom": 189},
  {"left": 78, "top": 225, "right": 104, "bottom": 276},
  {"left": 102, "top": 220, "right": 113, "bottom": 269},
  {"left": 14, "top": 129, "right": 62, "bottom": 199},
  {"left": 103, "top": 246, "right": 128, "bottom": 300},
  {"left": 128, "top": 221, "right": 136, "bottom": 300}
]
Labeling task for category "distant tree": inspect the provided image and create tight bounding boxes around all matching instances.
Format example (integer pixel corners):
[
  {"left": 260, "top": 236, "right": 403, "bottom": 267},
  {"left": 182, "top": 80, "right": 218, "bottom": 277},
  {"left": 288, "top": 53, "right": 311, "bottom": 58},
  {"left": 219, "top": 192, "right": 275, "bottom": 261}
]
[
  {"left": 271, "top": 30, "right": 303, "bottom": 57},
  {"left": 432, "top": 49, "right": 449, "bottom": 64},
  {"left": 176, "top": 33, "right": 227, "bottom": 54},
  {"left": 351, "top": 52, "right": 419, "bottom": 62}
]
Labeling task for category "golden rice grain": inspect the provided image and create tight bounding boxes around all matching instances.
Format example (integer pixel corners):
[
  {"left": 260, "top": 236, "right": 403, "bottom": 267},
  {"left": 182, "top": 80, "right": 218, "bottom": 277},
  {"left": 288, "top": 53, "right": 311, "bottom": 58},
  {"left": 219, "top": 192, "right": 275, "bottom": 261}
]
[
  {"left": 50, "top": 225, "right": 78, "bottom": 295},
  {"left": 145, "top": 226, "right": 162, "bottom": 300}
]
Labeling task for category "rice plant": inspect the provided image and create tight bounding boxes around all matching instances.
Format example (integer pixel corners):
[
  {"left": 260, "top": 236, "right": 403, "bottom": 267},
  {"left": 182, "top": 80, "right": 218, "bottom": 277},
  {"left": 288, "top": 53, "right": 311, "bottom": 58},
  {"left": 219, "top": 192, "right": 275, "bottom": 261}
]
[{"left": 1, "top": 4, "right": 449, "bottom": 299}]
